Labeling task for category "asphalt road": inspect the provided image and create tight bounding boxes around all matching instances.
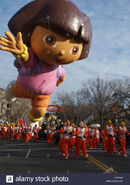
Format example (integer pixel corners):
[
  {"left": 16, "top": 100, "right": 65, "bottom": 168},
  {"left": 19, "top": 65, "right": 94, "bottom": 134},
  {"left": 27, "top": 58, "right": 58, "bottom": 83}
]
[{"left": 0, "top": 139, "right": 130, "bottom": 174}]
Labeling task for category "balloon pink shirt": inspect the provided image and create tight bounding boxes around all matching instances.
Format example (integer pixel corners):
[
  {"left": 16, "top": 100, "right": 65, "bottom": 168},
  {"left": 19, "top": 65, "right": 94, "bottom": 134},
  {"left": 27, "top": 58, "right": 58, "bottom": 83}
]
[{"left": 14, "top": 48, "right": 65, "bottom": 95}]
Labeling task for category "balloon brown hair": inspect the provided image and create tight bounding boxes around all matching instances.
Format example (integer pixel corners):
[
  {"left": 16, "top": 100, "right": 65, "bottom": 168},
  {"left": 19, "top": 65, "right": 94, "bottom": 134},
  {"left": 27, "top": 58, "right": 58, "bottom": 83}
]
[{"left": 8, "top": 0, "right": 92, "bottom": 60}]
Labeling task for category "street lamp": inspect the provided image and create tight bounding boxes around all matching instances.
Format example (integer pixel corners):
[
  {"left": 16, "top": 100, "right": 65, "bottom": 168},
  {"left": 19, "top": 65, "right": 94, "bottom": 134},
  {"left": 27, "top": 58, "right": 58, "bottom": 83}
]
[{"left": 112, "top": 93, "right": 118, "bottom": 125}]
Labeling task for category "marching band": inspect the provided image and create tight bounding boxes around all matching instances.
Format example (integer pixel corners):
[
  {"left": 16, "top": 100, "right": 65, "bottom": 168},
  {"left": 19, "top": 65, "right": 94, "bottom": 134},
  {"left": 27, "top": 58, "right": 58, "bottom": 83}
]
[{"left": 0, "top": 118, "right": 129, "bottom": 159}]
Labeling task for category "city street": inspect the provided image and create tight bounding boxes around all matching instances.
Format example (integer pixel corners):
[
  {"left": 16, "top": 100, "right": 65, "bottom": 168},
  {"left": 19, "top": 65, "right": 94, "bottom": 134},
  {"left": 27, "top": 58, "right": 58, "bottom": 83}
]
[{"left": 0, "top": 139, "right": 130, "bottom": 174}]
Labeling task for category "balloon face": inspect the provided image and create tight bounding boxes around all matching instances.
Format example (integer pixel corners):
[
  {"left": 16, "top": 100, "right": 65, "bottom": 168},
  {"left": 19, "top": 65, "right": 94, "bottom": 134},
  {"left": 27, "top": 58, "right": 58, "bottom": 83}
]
[
  {"left": 8, "top": 0, "right": 92, "bottom": 60},
  {"left": 31, "top": 26, "right": 83, "bottom": 65}
]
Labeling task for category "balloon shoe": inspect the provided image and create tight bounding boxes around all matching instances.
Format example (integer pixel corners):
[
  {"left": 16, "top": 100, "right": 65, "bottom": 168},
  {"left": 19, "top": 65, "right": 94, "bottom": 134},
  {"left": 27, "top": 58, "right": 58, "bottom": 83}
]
[{"left": 23, "top": 112, "right": 40, "bottom": 128}]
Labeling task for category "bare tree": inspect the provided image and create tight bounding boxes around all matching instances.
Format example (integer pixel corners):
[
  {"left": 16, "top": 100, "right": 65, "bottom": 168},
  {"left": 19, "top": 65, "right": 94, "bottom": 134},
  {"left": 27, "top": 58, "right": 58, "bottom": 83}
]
[
  {"left": 110, "top": 78, "right": 130, "bottom": 108},
  {"left": 81, "top": 78, "right": 112, "bottom": 125},
  {"left": 47, "top": 78, "right": 130, "bottom": 126}
]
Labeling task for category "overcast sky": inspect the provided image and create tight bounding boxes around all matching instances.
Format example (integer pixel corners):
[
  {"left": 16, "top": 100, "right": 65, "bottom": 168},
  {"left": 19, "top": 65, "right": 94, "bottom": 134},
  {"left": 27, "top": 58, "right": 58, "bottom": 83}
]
[{"left": 0, "top": 0, "right": 130, "bottom": 103}]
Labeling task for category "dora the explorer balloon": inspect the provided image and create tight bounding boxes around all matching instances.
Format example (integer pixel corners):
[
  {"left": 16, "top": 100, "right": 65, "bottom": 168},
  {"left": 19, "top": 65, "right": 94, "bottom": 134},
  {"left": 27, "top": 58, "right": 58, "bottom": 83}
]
[{"left": 0, "top": 0, "right": 92, "bottom": 127}]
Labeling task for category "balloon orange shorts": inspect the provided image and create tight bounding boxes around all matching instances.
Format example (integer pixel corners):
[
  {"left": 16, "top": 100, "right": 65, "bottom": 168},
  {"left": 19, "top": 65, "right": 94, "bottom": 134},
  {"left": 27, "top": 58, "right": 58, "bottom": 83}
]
[{"left": 10, "top": 81, "right": 50, "bottom": 107}]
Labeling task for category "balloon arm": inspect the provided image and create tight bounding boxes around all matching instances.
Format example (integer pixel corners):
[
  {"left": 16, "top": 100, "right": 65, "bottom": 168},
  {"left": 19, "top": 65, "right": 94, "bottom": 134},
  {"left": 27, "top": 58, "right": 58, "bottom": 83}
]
[
  {"left": 0, "top": 31, "right": 29, "bottom": 63},
  {"left": 16, "top": 51, "right": 29, "bottom": 64},
  {"left": 56, "top": 76, "right": 65, "bottom": 87}
]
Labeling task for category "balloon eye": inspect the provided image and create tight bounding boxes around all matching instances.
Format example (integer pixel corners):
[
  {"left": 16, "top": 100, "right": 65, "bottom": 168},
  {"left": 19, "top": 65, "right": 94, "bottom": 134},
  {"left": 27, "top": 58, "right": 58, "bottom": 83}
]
[
  {"left": 45, "top": 35, "right": 56, "bottom": 46},
  {"left": 70, "top": 46, "right": 80, "bottom": 55}
]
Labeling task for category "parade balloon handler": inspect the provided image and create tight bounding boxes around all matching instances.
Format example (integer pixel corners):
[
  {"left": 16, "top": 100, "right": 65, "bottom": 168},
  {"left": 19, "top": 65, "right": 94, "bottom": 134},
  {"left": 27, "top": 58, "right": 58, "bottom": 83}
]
[{"left": 0, "top": 0, "right": 92, "bottom": 128}]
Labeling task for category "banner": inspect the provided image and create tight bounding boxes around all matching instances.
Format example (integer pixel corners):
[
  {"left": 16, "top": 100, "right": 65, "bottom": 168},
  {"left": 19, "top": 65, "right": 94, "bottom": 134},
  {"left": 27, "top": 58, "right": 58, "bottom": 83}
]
[{"left": 0, "top": 173, "right": 130, "bottom": 185}]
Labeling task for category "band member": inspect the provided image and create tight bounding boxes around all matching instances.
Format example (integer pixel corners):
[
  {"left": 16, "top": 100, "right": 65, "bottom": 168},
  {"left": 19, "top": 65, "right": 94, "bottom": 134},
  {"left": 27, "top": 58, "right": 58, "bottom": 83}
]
[
  {"left": 101, "top": 128, "right": 106, "bottom": 150},
  {"left": 5, "top": 124, "right": 9, "bottom": 139},
  {"left": 58, "top": 122, "right": 66, "bottom": 157},
  {"left": 75, "top": 121, "right": 88, "bottom": 159},
  {"left": 21, "top": 124, "right": 26, "bottom": 142},
  {"left": 15, "top": 125, "right": 20, "bottom": 141},
  {"left": 94, "top": 124, "right": 100, "bottom": 148},
  {"left": 46, "top": 123, "right": 56, "bottom": 144},
  {"left": 118, "top": 121, "right": 129, "bottom": 157},
  {"left": 104, "top": 120, "right": 116, "bottom": 155},
  {"left": 59, "top": 120, "right": 73, "bottom": 159},
  {"left": 25, "top": 124, "right": 32, "bottom": 143},
  {"left": 10, "top": 124, "right": 16, "bottom": 141},
  {"left": 71, "top": 123, "right": 77, "bottom": 151},
  {"left": 84, "top": 124, "right": 89, "bottom": 147},
  {"left": 33, "top": 124, "right": 40, "bottom": 142},
  {"left": 88, "top": 124, "right": 96, "bottom": 149},
  {"left": 0, "top": 124, "right": 6, "bottom": 139}
]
